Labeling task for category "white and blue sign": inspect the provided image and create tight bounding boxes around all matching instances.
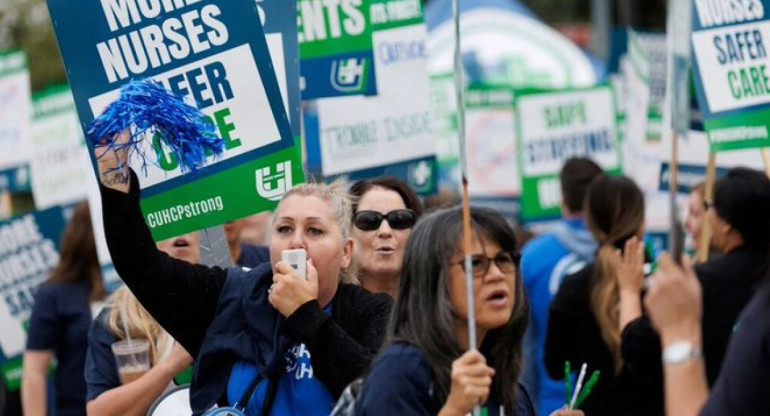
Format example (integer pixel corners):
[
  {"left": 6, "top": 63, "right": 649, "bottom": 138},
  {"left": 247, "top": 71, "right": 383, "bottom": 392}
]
[
  {"left": 690, "top": 0, "right": 770, "bottom": 150},
  {"left": 46, "top": 0, "right": 304, "bottom": 241},
  {"left": 0, "top": 205, "right": 69, "bottom": 389},
  {"left": 260, "top": 0, "right": 302, "bottom": 137}
]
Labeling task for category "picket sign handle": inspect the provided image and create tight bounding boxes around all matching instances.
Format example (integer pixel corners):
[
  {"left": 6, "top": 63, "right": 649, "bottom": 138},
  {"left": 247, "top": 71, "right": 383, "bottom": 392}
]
[
  {"left": 697, "top": 152, "right": 717, "bottom": 264},
  {"left": 762, "top": 148, "right": 770, "bottom": 178}
]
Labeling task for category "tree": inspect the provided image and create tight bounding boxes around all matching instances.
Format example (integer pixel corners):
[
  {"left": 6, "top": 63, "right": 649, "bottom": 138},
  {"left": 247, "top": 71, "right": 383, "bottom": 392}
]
[{"left": 0, "top": 0, "right": 67, "bottom": 92}]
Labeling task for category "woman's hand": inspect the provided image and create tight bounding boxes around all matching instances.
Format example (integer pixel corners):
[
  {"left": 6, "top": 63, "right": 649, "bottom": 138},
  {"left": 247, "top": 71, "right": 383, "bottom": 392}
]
[
  {"left": 160, "top": 342, "right": 193, "bottom": 377},
  {"left": 614, "top": 236, "right": 645, "bottom": 295},
  {"left": 94, "top": 129, "right": 131, "bottom": 193},
  {"left": 439, "top": 350, "right": 495, "bottom": 416},
  {"left": 268, "top": 259, "right": 319, "bottom": 317}
]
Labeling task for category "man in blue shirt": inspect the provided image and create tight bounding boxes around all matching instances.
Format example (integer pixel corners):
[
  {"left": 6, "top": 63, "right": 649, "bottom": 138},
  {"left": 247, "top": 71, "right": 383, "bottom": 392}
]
[{"left": 520, "top": 157, "right": 602, "bottom": 415}]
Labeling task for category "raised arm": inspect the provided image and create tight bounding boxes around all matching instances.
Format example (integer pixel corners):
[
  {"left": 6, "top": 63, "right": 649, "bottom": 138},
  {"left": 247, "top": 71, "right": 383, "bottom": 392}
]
[{"left": 95, "top": 134, "right": 226, "bottom": 356}]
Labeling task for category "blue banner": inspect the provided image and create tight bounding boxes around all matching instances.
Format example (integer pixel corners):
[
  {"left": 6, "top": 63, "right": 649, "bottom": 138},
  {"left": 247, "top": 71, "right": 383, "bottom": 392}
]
[
  {"left": 46, "top": 0, "right": 295, "bottom": 195},
  {"left": 0, "top": 205, "right": 69, "bottom": 385},
  {"left": 659, "top": 162, "right": 728, "bottom": 193}
]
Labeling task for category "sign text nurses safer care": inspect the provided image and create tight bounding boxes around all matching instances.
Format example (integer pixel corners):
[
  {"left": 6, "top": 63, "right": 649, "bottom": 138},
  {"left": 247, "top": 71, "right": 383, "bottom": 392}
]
[
  {"left": 691, "top": 0, "right": 770, "bottom": 150},
  {"left": 47, "top": 0, "right": 300, "bottom": 240}
]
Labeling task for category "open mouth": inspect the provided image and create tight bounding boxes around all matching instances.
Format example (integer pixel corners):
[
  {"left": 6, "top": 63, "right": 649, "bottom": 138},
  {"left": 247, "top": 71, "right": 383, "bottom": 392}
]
[
  {"left": 173, "top": 238, "right": 190, "bottom": 248},
  {"left": 486, "top": 289, "right": 509, "bottom": 306}
]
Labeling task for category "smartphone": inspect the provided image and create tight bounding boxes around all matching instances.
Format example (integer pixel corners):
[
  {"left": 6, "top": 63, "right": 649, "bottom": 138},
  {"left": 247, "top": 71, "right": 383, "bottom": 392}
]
[{"left": 281, "top": 249, "right": 307, "bottom": 280}]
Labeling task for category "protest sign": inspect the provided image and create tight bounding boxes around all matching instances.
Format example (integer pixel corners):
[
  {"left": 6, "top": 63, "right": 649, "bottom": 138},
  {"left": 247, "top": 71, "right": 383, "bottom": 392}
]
[
  {"left": 0, "top": 50, "right": 33, "bottom": 171},
  {"left": 315, "top": 0, "right": 436, "bottom": 194},
  {"left": 691, "top": 0, "right": 770, "bottom": 151},
  {"left": 0, "top": 206, "right": 68, "bottom": 391},
  {"left": 260, "top": 0, "right": 302, "bottom": 138},
  {"left": 47, "top": 0, "right": 302, "bottom": 241},
  {"left": 516, "top": 86, "right": 622, "bottom": 221},
  {"left": 299, "top": 0, "right": 377, "bottom": 99},
  {"left": 463, "top": 85, "right": 519, "bottom": 198},
  {"left": 29, "top": 86, "right": 90, "bottom": 210}
]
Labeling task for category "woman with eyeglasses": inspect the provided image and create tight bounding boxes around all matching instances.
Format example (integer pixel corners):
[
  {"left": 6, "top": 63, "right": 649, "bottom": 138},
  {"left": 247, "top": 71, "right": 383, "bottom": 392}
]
[
  {"left": 350, "top": 206, "right": 565, "bottom": 416},
  {"left": 349, "top": 177, "right": 422, "bottom": 298},
  {"left": 544, "top": 175, "right": 663, "bottom": 416}
]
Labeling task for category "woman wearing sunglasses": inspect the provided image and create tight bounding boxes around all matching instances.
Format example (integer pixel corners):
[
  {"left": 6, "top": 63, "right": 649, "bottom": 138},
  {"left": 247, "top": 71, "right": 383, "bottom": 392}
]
[
  {"left": 349, "top": 177, "right": 422, "bottom": 298},
  {"left": 353, "top": 206, "right": 547, "bottom": 416}
]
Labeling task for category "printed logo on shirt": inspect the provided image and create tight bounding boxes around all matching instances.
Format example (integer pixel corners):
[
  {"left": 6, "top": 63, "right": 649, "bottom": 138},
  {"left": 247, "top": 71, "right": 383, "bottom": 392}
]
[{"left": 285, "top": 343, "right": 314, "bottom": 380}]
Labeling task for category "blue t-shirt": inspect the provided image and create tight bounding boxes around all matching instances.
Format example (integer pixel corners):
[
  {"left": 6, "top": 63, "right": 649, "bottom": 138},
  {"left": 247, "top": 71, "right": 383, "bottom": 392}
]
[
  {"left": 26, "top": 282, "right": 93, "bottom": 416},
  {"left": 226, "top": 306, "right": 335, "bottom": 415},
  {"left": 84, "top": 309, "right": 122, "bottom": 402},
  {"left": 237, "top": 244, "right": 270, "bottom": 268}
]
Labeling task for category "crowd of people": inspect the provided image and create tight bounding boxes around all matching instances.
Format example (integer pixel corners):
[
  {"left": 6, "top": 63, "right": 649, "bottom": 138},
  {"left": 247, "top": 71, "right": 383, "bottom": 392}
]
[{"left": 11, "top": 149, "right": 770, "bottom": 416}]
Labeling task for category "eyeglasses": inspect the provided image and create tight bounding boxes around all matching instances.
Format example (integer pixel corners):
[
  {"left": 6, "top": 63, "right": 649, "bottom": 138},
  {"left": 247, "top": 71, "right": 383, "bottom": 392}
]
[
  {"left": 450, "top": 252, "right": 518, "bottom": 277},
  {"left": 353, "top": 209, "right": 417, "bottom": 231}
]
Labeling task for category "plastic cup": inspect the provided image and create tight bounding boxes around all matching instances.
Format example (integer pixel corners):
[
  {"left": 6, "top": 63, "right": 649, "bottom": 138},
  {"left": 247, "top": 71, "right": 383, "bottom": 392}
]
[{"left": 111, "top": 339, "right": 150, "bottom": 384}]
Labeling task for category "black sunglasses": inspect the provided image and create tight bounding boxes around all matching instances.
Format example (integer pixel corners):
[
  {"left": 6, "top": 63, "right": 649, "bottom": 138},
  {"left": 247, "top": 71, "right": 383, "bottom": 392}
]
[{"left": 353, "top": 209, "right": 417, "bottom": 231}]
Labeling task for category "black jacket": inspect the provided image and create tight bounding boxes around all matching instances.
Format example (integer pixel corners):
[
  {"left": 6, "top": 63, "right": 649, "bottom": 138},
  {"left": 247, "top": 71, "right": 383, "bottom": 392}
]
[
  {"left": 100, "top": 171, "right": 392, "bottom": 414},
  {"left": 544, "top": 264, "right": 663, "bottom": 416},
  {"left": 695, "top": 244, "right": 769, "bottom": 385}
]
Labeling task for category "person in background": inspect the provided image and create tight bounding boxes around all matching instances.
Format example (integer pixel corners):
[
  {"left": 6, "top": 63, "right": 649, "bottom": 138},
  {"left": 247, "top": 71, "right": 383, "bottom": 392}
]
[
  {"left": 84, "top": 232, "right": 201, "bottom": 416},
  {"left": 545, "top": 175, "right": 663, "bottom": 416},
  {"left": 645, "top": 252, "right": 770, "bottom": 416},
  {"left": 22, "top": 202, "right": 106, "bottom": 416},
  {"left": 684, "top": 182, "right": 719, "bottom": 260},
  {"left": 239, "top": 211, "right": 272, "bottom": 246},
  {"left": 689, "top": 167, "right": 770, "bottom": 385},
  {"left": 349, "top": 177, "right": 422, "bottom": 298},
  {"left": 224, "top": 218, "right": 270, "bottom": 267},
  {"left": 519, "top": 157, "right": 602, "bottom": 414}
]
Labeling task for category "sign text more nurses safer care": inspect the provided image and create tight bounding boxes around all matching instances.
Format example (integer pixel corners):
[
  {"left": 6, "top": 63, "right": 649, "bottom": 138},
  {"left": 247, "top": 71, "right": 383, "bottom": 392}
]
[
  {"left": 97, "top": 0, "right": 229, "bottom": 83},
  {"left": 692, "top": 0, "right": 770, "bottom": 112}
]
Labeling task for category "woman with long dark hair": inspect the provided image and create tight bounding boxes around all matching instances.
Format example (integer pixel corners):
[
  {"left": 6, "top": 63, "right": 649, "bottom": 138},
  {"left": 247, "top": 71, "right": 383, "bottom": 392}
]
[
  {"left": 22, "top": 202, "right": 106, "bottom": 416},
  {"left": 353, "top": 206, "right": 537, "bottom": 415},
  {"left": 545, "top": 175, "right": 663, "bottom": 416}
]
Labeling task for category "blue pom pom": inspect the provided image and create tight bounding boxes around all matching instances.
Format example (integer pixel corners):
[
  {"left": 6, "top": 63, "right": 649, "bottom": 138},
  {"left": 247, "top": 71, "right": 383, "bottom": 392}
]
[{"left": 87, "top": 79, "right": 224, "bottom": 174}]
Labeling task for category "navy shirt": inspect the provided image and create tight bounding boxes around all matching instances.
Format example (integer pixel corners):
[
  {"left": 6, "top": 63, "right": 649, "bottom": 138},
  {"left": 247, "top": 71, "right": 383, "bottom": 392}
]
[
  {"left": 84, "top": 309, "right": 121, "bottom": 402},
  {"left": 356, "top": 343, "right": 535, "bottom": 416},
  {"left": 26, "top": 282, "right": 93, "bottom": 416},
  {"left": 237, "top": 244, "right": 270, "bottom": 268},
  {"left": 700, "top": 280, "right": 770, "bottom": 415}
]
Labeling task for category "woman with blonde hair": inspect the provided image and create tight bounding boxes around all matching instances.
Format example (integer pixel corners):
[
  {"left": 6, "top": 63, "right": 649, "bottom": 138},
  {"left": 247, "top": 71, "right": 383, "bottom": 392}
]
[
  {"left": 93, "top": 129, "right": 392, "bottom": 415},
  {"left": 84, "top": 233, "right": 200, "bottom": 416},
  {"left": 544, "top": 175, "right": 663, "bottom": 416},
  {"left": 22, "top": 202, "right": 105, "bottom": 416}
]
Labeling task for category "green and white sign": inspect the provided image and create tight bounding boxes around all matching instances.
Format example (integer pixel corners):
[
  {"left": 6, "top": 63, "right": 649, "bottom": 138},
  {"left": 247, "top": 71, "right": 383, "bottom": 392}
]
[
  {"left": 30, "top": 85, "right": 90, "bottom": 210},
  {"left": 691, "top": 0, "right": 770, "bottom": 151},
  {"left": 47, "top": 0, "right": 302, "bottom": 241},
  {"left": 299, "top": 0, "right": 377, "bottom": 99},
  {"left": 316, "top": 0, "right": 435, "bottom": 183},
  {"left": 516, "top": 86, "right": 622, "bottom": 221},
  {"left": 0, "top": 50, "right": 32, "bottom": 171}
]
